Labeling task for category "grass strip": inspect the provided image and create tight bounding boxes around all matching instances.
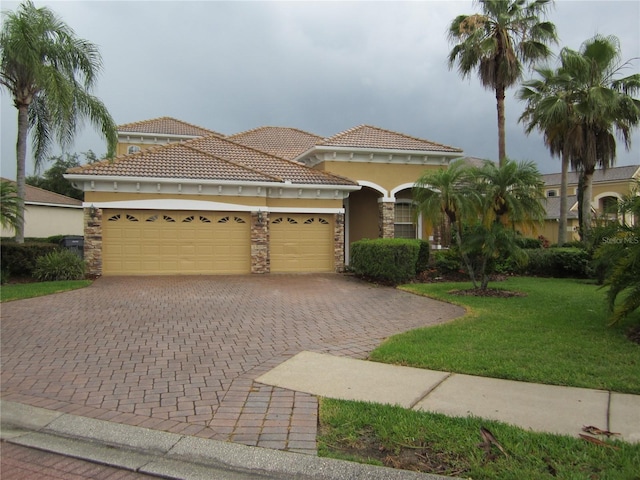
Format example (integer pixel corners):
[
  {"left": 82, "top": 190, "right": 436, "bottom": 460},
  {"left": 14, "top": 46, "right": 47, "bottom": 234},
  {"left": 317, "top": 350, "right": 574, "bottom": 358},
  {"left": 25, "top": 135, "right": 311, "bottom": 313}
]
[
  {"left": 1, "top": 280, "right": 92, "bottom": 302},
  {"left": 318, "top": 398, "right": 640, "bottom": 479}
]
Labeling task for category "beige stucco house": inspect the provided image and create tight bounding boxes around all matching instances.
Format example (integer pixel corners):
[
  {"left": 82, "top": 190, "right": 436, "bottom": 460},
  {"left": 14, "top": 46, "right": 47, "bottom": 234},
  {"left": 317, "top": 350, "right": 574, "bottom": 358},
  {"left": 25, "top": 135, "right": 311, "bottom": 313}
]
[
  {"left": 538, "top": 165, "right": 640, "bottom": 244},
  {"left": 65, "top": 117, "right": 463, "bottom": 276},
  {"left": 1, "top": 179, "right": 83, "bottom": 238}
]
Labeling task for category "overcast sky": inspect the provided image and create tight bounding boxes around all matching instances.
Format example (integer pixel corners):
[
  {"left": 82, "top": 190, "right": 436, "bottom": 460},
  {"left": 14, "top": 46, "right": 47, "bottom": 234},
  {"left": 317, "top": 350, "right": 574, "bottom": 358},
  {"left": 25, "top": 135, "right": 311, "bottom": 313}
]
[{"left": 1, "top": 0, "right": 639, "bottom": 180}]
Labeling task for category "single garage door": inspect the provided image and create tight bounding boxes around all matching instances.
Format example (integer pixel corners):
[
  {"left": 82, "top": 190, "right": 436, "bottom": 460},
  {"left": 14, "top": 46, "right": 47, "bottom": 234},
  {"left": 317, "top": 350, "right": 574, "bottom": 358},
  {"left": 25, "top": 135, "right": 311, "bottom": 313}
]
[
  {"left": 102, "top": 210, "right": 250, "bottom": 275},
  {"left": 270, "top": 214, "right": 334, "bottom": 273}
]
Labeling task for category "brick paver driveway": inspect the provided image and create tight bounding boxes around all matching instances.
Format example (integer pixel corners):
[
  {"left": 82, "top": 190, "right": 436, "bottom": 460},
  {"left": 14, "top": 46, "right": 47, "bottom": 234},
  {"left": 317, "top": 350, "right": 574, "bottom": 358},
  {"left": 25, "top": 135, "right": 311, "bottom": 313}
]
[{"left": 1, "top": 274, "right": 463, "bottom": 454}]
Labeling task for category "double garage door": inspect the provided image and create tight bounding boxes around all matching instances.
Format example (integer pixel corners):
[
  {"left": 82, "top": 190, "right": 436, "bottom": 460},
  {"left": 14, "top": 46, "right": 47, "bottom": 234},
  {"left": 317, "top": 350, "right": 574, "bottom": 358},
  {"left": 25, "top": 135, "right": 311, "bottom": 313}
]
[{"left": 102, "top": 210, "right": 334, "bottom": 275}]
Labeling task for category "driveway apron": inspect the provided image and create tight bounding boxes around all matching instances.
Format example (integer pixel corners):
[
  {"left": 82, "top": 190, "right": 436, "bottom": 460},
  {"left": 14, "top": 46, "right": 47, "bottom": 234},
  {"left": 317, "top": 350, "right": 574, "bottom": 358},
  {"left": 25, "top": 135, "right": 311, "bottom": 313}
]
[{"left": 1, "top": 274, "right": 463, "bottom": 454}]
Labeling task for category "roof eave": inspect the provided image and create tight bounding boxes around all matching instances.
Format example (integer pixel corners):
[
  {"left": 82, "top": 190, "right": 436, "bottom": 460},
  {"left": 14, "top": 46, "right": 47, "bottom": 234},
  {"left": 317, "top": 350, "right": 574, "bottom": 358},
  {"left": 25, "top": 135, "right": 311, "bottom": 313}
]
[
  {"left": 293, "top": 145, "right": 463, "bottom": 163},
  {"left": 64, "top": 173, "right": 359, "bottom": 193}
]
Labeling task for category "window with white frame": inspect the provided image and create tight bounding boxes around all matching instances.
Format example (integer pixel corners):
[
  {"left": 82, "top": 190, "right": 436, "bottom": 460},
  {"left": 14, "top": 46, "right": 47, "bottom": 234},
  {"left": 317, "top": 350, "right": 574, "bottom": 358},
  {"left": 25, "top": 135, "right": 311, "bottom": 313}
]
[{"left": 394, "top": 202, "right": 416, "bottom": 238}]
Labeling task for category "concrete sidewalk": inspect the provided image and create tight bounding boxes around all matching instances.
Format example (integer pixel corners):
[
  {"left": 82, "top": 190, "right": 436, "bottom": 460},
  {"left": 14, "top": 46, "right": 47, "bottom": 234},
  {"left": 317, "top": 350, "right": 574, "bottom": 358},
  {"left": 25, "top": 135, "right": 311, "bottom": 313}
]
[{"left": 256, "top": 351, "right": 640, "bottom": 444}]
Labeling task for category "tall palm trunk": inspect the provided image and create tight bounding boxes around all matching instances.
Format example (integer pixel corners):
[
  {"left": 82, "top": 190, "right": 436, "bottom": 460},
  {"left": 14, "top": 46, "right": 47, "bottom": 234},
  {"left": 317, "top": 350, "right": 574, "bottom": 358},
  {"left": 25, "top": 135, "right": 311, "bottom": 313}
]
[
  {"left": 581, "top": 170, "right": 595, "bottom": 243},
  {"left": 15, "top": 103, "right": 29, "bottom": 243},
  {"left": 496, "top": 83, "right": 507, "bottom": 166},
  {"left": 452, "top": 219, "right": 477, "bottom": 289},
  {"left": 558, "top": 154, "right": 569, "bottom": 245}
]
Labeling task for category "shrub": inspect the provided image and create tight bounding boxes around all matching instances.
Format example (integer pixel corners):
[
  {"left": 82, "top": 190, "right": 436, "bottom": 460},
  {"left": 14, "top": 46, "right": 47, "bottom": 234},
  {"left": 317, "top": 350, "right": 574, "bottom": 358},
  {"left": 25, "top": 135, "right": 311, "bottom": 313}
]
[
  {"left": 350, "top": 238, "right": 421, "bottom": 285},
  {"left": 0, "top": 241, "right": 59, "bottom": 277},
  {"left": 431, "top": 249, "right": 462, "bottom": 274},
  {"left": 33, "top": 249, "right": 85, "bottom": 281},
  {"left": 415, "top": 239, "right": 430, "bottom": 274},
  {"left": 523, "top": 247, "right": 592, "bottom": 278},
  {"left": 515, "top": 236, "right": 543, "bottom": 249}
]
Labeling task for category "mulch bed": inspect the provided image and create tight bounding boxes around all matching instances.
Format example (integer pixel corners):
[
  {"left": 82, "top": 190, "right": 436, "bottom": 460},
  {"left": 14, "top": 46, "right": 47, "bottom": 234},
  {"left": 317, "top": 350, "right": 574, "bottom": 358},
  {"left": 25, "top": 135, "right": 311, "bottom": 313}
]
[{"left": 450, "top": 288, "right": 527, "bottom": 298}]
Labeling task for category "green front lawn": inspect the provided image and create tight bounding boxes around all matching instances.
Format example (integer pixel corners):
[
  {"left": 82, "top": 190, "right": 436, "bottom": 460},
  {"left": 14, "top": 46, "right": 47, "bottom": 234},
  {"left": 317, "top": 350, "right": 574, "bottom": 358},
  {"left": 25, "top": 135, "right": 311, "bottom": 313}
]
[
  {"left": 319, "top": 277, "right": 640, "bottom": 478},
  {"left": 372, "top": 277, "right": 640, "bottom": 394},
  {"left": 1, "top": 280, "right": 92, "bottom": 302}
]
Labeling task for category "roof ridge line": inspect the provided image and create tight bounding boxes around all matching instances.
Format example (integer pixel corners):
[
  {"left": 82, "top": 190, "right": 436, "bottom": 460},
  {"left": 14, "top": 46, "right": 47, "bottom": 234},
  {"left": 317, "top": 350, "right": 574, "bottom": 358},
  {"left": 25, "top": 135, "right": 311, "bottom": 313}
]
[
  {"left": 229, "top": 125, "right": 322, "bottom": 139},
  {"left": 321, "top": 124, "right": 463, "bottom": 152},
  {"left": 183, "top": 143, "right": 284, "bottom": 183},
  {"left": 117, "top": 116, "right": 220, "bottom": 136}
]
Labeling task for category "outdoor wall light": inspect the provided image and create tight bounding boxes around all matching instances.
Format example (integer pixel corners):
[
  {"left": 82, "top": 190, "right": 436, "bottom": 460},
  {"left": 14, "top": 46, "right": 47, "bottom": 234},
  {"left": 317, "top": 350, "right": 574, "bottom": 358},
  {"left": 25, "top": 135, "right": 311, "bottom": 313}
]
[
  {"left": 89, "top": 204, "right": 98, "bottom": 219},
  {"left": 257, "top": 209, "right": 264, "bottom": 225}
]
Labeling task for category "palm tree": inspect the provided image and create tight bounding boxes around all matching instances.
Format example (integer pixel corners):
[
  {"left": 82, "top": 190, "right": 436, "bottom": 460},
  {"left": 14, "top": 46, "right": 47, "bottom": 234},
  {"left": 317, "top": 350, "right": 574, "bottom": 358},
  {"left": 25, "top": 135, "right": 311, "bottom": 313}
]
[
  {"left": 0, "top": 179, "right": 22, "bottom": 232},
  {"left": 0, "top": 1, "right": 117, "bottom": 243},
  {"left": 466, "top": 159, "right": 545, "bottom": 289},
  {"left": 565, "top": 36, "right": 639, "bottom": 242},
  {"left": 448, "top": 0, "right": 557, "bottom": 165},
  {"left": 525, "top": 35, "right": 640, "bottom": 242},
  {"left": 413, "top": 159, "right": 480, "bottom": 286},
  {"left": 473, "top": 159, "right": 546, "bottom": 227},
  {"left": 519, "top": 66, "right": 574, "bottom": 244}
]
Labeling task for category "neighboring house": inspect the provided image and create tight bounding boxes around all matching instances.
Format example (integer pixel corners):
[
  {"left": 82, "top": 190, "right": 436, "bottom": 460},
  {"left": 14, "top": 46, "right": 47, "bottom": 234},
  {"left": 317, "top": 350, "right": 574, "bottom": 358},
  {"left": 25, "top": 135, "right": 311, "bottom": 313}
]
[
  {"left": 0, "top": 179, "right": 83, "bottom": 238},
  {"left": 539, "top": 165, "right": 640, "bottom": 244},
  {"left": 65, "top": 117, "right": 463, "bottom": 276}
]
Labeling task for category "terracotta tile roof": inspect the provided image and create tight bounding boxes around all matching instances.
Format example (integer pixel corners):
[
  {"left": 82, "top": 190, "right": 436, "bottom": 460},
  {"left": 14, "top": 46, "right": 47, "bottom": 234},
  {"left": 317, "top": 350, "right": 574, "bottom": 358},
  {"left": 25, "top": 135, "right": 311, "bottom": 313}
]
[
  {"left": 66, "top": 143, "right": 280, "bottom": 183},
  {"left": 187, "top": 135, "right": 356, "bottom": 185},
  {"left": 229, "top": 127, "right": 323, "bottom": 160},
  {"left": 319, "top": 125, "right": 463, "bottom": 153},
  {"left": 118, "top": 117, "right": 223, "bottom": 137},
  {"left": 542, "top": 165, "right": 640, "bottom": 186},
  {"left": 67, "top": 135, "right": 356, "bottom": 186},
  {"left": 1, "top": 178, "right": 81, "bottom": 206}
]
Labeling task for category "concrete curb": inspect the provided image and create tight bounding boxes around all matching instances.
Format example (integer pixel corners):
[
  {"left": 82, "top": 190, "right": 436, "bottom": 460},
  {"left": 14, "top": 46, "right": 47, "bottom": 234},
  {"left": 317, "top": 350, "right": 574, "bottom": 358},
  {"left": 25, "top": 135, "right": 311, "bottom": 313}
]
[{"left": 0, "top": 400, "right": 455, "bottom": 480}]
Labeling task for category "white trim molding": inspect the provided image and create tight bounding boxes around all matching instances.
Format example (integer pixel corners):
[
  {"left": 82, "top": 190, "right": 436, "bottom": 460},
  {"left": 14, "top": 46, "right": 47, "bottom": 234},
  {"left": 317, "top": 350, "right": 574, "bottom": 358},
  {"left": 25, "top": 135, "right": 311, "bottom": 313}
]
[
  {"left": 390, "top": 183, "right": 416, "bottom": 198},
  {"left": 357, "top": 180, "right": 388, "bottom": 197},
  {"left": 83, "top": 199, "right": 344, "bottom": 215},
  {"left": 65, "top": 174, "right": 360, "bottom": 200}
]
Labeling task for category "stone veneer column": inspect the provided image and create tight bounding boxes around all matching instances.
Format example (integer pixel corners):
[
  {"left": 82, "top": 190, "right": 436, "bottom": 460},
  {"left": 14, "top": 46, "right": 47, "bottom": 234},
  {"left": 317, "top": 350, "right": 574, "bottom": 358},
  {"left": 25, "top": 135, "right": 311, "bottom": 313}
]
[
  {"left": 333, "top": 213, "right": 345, "bottom": 272},
  {"left": 84, "top": 207, "right": 103, "bottom": 277},
  {"left": 378, "top": 201, "right": 395, "bottom": 239},
  {"left": 251, "top": 211, "right": 269, "bottom": 274}
]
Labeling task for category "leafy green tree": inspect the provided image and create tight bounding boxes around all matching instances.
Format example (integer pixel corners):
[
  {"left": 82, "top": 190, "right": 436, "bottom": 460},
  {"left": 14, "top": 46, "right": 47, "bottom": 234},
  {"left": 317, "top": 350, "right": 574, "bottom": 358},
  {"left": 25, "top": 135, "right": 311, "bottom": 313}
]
[
  {"left": 0, "top": 179, "right": 22, "bottom": 232},
  {"left": 447, "top": 0, "right": 557, "bottom": 165},
  {"left": 26, "top": 151, "right": 98, "bottom": 200},
  {"left": 0, "top": 1, "right": 117, "bottom": 243},
  {"left": 521, "top": 35, "right": 640, "bottom": 243}
]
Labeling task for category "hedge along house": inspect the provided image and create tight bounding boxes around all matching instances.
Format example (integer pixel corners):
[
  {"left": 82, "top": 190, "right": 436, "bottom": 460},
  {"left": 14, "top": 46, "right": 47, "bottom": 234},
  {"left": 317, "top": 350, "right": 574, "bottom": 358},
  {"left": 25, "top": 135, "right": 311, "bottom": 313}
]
[{"left": 65, "top": 118, "right": 463, "bottom": 276}]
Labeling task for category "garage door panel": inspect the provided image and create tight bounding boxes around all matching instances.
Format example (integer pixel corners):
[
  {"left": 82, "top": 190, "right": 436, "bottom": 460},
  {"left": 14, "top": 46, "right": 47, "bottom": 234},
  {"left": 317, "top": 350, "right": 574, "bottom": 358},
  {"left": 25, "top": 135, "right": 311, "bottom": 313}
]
[
  {"left": 102, "top": 209, "right": 250, "bottom": 275},
  {"left": 270, "top": 214, "right": 334, "bottom": 273}
]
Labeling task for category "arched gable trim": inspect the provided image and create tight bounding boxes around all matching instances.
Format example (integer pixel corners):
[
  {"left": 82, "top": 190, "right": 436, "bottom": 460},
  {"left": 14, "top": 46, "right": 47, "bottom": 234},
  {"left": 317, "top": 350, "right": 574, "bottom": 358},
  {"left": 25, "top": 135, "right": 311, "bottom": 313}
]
[
  {"left": 358, "top": 181, "right": 389, "bottom": 198},
  {"left": 390, "top": 182, "right": 417, "bottom": 199}
]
